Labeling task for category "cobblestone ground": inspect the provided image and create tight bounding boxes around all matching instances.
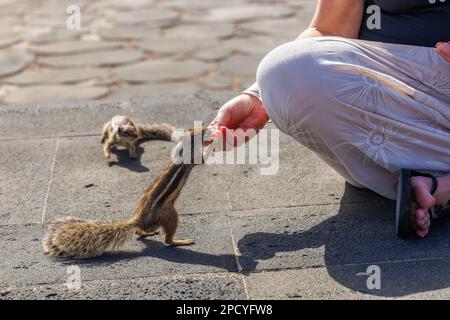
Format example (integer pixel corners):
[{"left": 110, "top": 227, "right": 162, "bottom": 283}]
[{"left": 0, "top": 0, "right": 315, "bottom": 105}]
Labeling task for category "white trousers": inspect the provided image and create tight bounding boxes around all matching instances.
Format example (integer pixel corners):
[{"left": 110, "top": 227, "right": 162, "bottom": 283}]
[{"left": 256, "top": 37, "right": 450, "bottom": 199}]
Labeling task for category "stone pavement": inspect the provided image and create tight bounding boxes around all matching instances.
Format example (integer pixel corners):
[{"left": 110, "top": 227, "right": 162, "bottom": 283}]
[
  {"left": 0, "top": 0, "right": 315, "bottom": 105},
  {"left": 2, "top": 93, "right": 450, "bottom": 300}
]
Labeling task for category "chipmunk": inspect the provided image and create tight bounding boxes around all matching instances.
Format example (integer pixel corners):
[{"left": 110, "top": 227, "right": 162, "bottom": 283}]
[
  {"left": 43, "top": 128, "right": 216, "bottom": 258},
  {"left": 101, "top": 115, "right": 174, "bottom": 160}
]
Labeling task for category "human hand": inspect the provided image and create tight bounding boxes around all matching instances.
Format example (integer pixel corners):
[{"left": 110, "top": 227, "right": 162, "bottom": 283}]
[
  {"left": 436, "top": 41, "right": 450, "bottom": 63},
  {"left": 209, "top": 94, "right": 269, "bottom": 150}
]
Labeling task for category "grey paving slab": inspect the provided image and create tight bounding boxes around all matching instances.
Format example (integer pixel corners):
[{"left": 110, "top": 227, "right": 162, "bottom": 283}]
[
  {"left": 223, "top": 36, "right": 287, "bottom": 55},
  {"left": 246, "top": 269, "right": 378, "bottom": 300},
  {"left": 38, "top": 49, "right": 144, "bottom": 68},
  {"left": 183, "top": 4, "right": 294, "bottom": 23},
  {"left": 109, "top": 83, "right": 201, "bottom": 100},
  {"left": 128, "top": 93, "right": 235, "bottom": 128},
  {"left": 191, "top": 47, "right": 232, "bottom": 62},
  {"left": 0, "top": 47, "right": 33, "bottom": 78},
  {"left": 3, "top": 67, "right": 112, "bottom": 85},
  {"left": 164, "top": 24, "right": 235, "bottom": 41},
  {"left": 91, "top": 0, "right": 155, "bottom": 11},
  {"left": 1, "top": 273, "right": 246, "bottom": 300},
  {"left": 139, "top": 38, "right": 217, "bottom": 55},
  {"left": 29, "top": 40, "right": 122, "bottom": 56},
  {"left": 116, "top": 60, "right": 209, "bottom": 83},
  {"left": 0, "top": 36, "right": 20, "bottom": 49},
  {"left": 219, "top": 54, "right": 263, "bottom": 77},
  {"left": 161, "top": 0, "right": 247, "bottom": 10},
  {"left": 0, "top": 139, "right": 55, "bottom": 225},
  {"left": 0, "top": 100, "right": 132, "bottom": 139},
  {"left": 198, "top": 76, "right": 233, "bottom": 90},
  {"left": 25, "top": 28, "right": 85, "bottom": 44},
  {"left": 44, "top": 136, "right": 231, "bottom": 221},
  {"left": 3, "top": 85, "right": 109, "bottom": 105},
  {"left": 105, "top": 9, "right": 179, "bottom": 28},
  {"left": 238, "top": 77, "right": 257, "bottom": 91},
  {"left": 240, "top": 18, "right": 311, "bottom": 39},
  {"left": 24, "top": 15, "right": 93, "bottom": 29},
  {"left": 0, "top": 214, "right": 237, "bottom": 287},
  {"left": 245, "top": 259, "right": 450, "bottom": 299},
  {"left": 31, "top": 0, "right": 88, "bottom": 11},
  {"left": 228, "top": 203, "right": 450, "bottom": 273},
  {"left": 225, "top": 132, "right": 380, "bottom": 210},
  {"left": 96, "top": 26, "right": 159, "bottom": 41}
]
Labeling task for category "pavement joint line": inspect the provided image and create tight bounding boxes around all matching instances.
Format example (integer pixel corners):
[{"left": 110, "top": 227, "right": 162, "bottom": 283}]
[
  {"left": 225, "top": 200, "right": 390, "bottom": 215},
  {"left": 40, "top": 138, "right": 59, "bottom": 225},
  {"left": 0, "top": 132, "right": 100, "bottom": 142},
  {"left": 224, "top": 190, "right": 250, "bottom": 300},
  {"left": 0, "top": 222, "right": 42, "bottom": 228},
  {"left": 0, "top": 271, "right": 244, "bottom": 290},
  {"left": 239, "top": 255, "right": 450, "bottom": 275}
]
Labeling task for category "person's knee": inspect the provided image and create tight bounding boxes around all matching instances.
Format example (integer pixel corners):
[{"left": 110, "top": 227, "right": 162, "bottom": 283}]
[
  {"left": 257, "top": 37, "right": 365, "bottom": 133},
  {"left": 256, "top": 38, "right": 326, "bottom": 132}
]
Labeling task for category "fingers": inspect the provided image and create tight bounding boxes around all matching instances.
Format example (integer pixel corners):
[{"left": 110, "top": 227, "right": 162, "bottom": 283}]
[
  {"left": 209, "top": 94, "right": 264, "bottom": 131},
  {"left": 436, "top": 41, "right": 450, "bottom": 62},
  {"left": 212, "top": 126, "right": 259, "bottom": 151}
]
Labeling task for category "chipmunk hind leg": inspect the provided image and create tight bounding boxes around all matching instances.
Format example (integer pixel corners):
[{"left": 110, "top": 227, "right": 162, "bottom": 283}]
[{"left": 160, "top": 206, "right": 194, "bottom": 246}]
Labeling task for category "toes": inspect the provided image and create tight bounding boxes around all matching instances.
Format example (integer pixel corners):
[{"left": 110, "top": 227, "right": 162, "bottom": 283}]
[
  {"left": 415, "top": 208, "right": 431, "bottom": 237},
  {"left": 416, "top": 208, "right": 431, "bottom": 229},
  {"left": 412, "top": 182, "right": 436, "bottom": 209},
  {"left": 417, "top": 217, "right": 430, "bottom": 229},
  {"left": 416, "top": 208, "right": 427, "bottom": 220},
  {"left": 416, "top": 228, "right": 429, "bottom": 238}
]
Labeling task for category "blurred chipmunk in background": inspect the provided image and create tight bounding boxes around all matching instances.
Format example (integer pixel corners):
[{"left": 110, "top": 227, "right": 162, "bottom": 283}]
[{"left": 101, "top": 115, "right": 174, "bottom": 159}]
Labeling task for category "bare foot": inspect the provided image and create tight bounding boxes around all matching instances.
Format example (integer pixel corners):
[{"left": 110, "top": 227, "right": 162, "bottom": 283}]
[{"left": 411, "top": 174, "right": 450, "bottom": 237}]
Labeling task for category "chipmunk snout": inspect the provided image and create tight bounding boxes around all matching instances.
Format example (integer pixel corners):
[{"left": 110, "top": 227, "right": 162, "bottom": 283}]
[{"left": 172, "top": 128, "right": 216, "bottom": 165}]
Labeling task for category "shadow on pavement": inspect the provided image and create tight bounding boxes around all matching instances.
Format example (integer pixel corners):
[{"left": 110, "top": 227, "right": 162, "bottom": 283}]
[
  {"left": 107, "top": 146, "right": 149, "bottom": 173},
  {"left": 68, "top": 183, "right": 450, "bottom": 298},
  {"left": 71, "top": 238, "right": 239, "bottom": 273},
  {"left": 235, "top": 183, "right": 450, "bottom": 297}
]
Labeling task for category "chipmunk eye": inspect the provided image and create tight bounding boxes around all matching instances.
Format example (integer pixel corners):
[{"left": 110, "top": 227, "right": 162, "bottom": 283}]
[{"left": 122, "top": 132, "right": 129, "bottom": 136}]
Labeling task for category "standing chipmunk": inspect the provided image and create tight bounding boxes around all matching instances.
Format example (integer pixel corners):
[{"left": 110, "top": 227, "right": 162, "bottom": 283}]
[
  {"left": 43, "top": 128, "right": 216, "bottom": 258},
  {"left": 101, "top": 115, "right": 174, "bottom": 159}
]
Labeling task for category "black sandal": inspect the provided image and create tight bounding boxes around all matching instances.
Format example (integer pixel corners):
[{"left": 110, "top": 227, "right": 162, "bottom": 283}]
[{"left": 396, "top": 169, "right": 450, "bottom": 238}]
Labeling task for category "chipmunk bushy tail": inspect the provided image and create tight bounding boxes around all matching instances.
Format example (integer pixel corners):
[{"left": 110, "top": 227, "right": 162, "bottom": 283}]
[
  {"left": 138, "top": 123, "right": 174, "bottom": 141},
  {"left": 43, "top": 217, "right": 138, "bottom": 258}
]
